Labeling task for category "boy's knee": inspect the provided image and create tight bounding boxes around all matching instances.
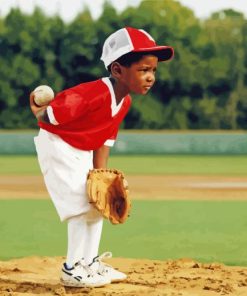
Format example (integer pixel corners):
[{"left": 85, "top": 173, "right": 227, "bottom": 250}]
[{"left": 83, "top": 208, "right": 102, "bottom": 222}]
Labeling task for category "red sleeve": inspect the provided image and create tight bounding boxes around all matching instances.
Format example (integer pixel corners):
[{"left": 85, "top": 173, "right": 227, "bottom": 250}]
[
  {"left": 104, "top": 127, "right": 119, "bottom": 147},
  {"left": 49, "top": 88, "right": 89, "bottom": 125},
  {"left": 109, "top": 127, "right": 118, "bottom": 140}
]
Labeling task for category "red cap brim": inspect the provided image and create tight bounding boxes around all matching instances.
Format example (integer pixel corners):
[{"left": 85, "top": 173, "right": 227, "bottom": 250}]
[{"left": 133, "top": 46, "right": 174, "bottom": 62}]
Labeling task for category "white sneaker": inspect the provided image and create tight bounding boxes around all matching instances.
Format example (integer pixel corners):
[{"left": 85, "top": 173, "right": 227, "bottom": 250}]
[
  {"left": 60, "top": 259, "right": 111, "bottom": 288},
  {"left": 89, "top": 252, "right": 127, "bottom": 283}
]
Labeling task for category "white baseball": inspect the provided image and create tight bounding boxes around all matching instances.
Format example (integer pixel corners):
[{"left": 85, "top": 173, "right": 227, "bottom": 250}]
[{"left": 33, "top": 85, "right": 54, "bottom": 106}]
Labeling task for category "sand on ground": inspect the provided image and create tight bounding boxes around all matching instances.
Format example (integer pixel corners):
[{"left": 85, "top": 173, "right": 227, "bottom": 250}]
[{"left": 1, "top": 175, "right": 247, "bottom": 200}]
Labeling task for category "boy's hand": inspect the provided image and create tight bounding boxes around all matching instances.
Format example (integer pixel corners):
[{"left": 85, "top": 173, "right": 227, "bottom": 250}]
[
  {"left": 29, "top": 92, "right": 48, "bottom": 118},
  {"left": 87, "top": 168, "right": 131, "bottom": 224}
]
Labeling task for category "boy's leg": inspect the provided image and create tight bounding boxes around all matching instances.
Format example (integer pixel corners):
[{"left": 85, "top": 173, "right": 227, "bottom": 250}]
[
  {"left": 83, "top": 213, "right": 103, "bottom": 264},
  {"left": 62, "top": 212, "right": 109, "bottom": 288},
  {"left": 66, "top": 210, "right": 103, "bottom": 267},
  {"left": 66, "top": 208, "right": 127, "bottom": 285},
  {"left": 66, "top": 214, "right": 87, "bottom": 268}
]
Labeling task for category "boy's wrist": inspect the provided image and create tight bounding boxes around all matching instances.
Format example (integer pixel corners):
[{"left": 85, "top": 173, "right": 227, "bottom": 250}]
[{"left": 35, "top": 108, "right": 50, "bottom": 123}]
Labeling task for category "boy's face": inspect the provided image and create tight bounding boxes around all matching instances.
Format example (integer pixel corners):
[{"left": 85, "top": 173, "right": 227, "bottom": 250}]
[{"left": 119, "top": 55, "right": 158, "bottom": 95}]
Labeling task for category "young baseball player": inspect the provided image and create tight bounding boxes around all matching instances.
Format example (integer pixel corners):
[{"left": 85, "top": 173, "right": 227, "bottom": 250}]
[{"left": 30, "top": 27, "right": 174, "bottom": 288}]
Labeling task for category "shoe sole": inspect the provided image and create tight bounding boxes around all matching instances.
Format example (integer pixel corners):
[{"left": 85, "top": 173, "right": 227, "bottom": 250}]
[
  {"left": 60, "top": 278, "right": 110, "bottom": 288},
  {"left": 111, "top": 277, "right": 127, "bottom": 283}
]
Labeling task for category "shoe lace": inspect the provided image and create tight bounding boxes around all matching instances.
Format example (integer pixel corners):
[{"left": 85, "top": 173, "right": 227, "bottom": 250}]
[
  {"left": 75, "top": 259, "right": 94, "bottom": 277},
  {"left": 90, "top": 252, "right": 113, "bottom": 273}
]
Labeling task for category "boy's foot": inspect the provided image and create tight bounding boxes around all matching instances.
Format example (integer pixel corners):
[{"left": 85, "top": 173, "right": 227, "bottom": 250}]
[
  {"left": 60, "top": 259, "right": 111, "bottom": 288},
  {"left": 89, "top": 252, "right": 127, "bottom": 283}
]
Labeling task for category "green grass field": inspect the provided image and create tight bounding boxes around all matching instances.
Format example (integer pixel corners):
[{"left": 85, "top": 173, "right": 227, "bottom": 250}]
[
  {"left": 1, "top": 155, "right": 247, "bottom": 175},
  {"left": 0, "top": 155, "right": 247, "bottom": 265}
]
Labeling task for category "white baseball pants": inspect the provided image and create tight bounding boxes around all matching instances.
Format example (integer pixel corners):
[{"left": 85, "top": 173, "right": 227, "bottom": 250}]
[{"left": 34, "top": 129, "right": 103, "bottom": 265}]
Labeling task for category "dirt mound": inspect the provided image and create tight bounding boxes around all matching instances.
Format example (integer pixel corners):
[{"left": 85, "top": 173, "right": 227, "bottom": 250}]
[
  {"left": 0, "top": 256, "right": 247, "bottom": 296},
  {"left": 1, "top": 175, "right": 247, "bottom": 200}
]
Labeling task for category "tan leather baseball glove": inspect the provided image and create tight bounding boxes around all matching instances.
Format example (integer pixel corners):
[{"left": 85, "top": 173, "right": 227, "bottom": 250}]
[{"left": 86, "top": 169, "right": 131, "bottom": 224}]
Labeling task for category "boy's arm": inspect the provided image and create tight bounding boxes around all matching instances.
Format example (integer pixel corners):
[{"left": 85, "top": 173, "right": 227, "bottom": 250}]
[
  {"left": 93, "top": 145, "right": 110, "bottom": 169},
  {"left": 30, "top": 92, "right": 51, "bottom": 124}
]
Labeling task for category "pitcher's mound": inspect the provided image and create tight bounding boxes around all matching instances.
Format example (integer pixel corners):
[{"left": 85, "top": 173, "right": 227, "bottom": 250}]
[{"left": 0, "top": 256, "right": 247, "bottom": 296}]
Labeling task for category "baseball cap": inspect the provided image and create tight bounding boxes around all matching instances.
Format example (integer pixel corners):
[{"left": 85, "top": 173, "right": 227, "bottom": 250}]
[{"left": 101, "top": 27, "right": 174, "bottom": 68}]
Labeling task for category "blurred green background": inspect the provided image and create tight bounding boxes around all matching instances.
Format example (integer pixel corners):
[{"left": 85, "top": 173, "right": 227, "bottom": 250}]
[{"left": 0, "top": 0, "right": 247, "bottom": 130}]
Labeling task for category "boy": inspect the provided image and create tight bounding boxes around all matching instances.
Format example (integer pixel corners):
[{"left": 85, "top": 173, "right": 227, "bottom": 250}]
[{"left": 30, "top": 27, "right": 174, "bottom": 288}]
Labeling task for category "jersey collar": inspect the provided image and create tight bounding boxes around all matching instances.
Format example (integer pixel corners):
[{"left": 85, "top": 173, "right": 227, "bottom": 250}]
[{"left": 102, "top": 77, "right": 125, "bottom": 117}]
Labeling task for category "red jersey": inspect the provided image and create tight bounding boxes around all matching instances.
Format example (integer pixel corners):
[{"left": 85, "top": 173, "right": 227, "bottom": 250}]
[{"left": 39, "top": 77, "right": 132, "bottom": 150}]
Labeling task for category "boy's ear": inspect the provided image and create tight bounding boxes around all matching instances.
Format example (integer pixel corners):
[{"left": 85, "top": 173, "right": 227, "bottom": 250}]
[{"left": 110, "top": 62, "right": 123, "bottom": 78}]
